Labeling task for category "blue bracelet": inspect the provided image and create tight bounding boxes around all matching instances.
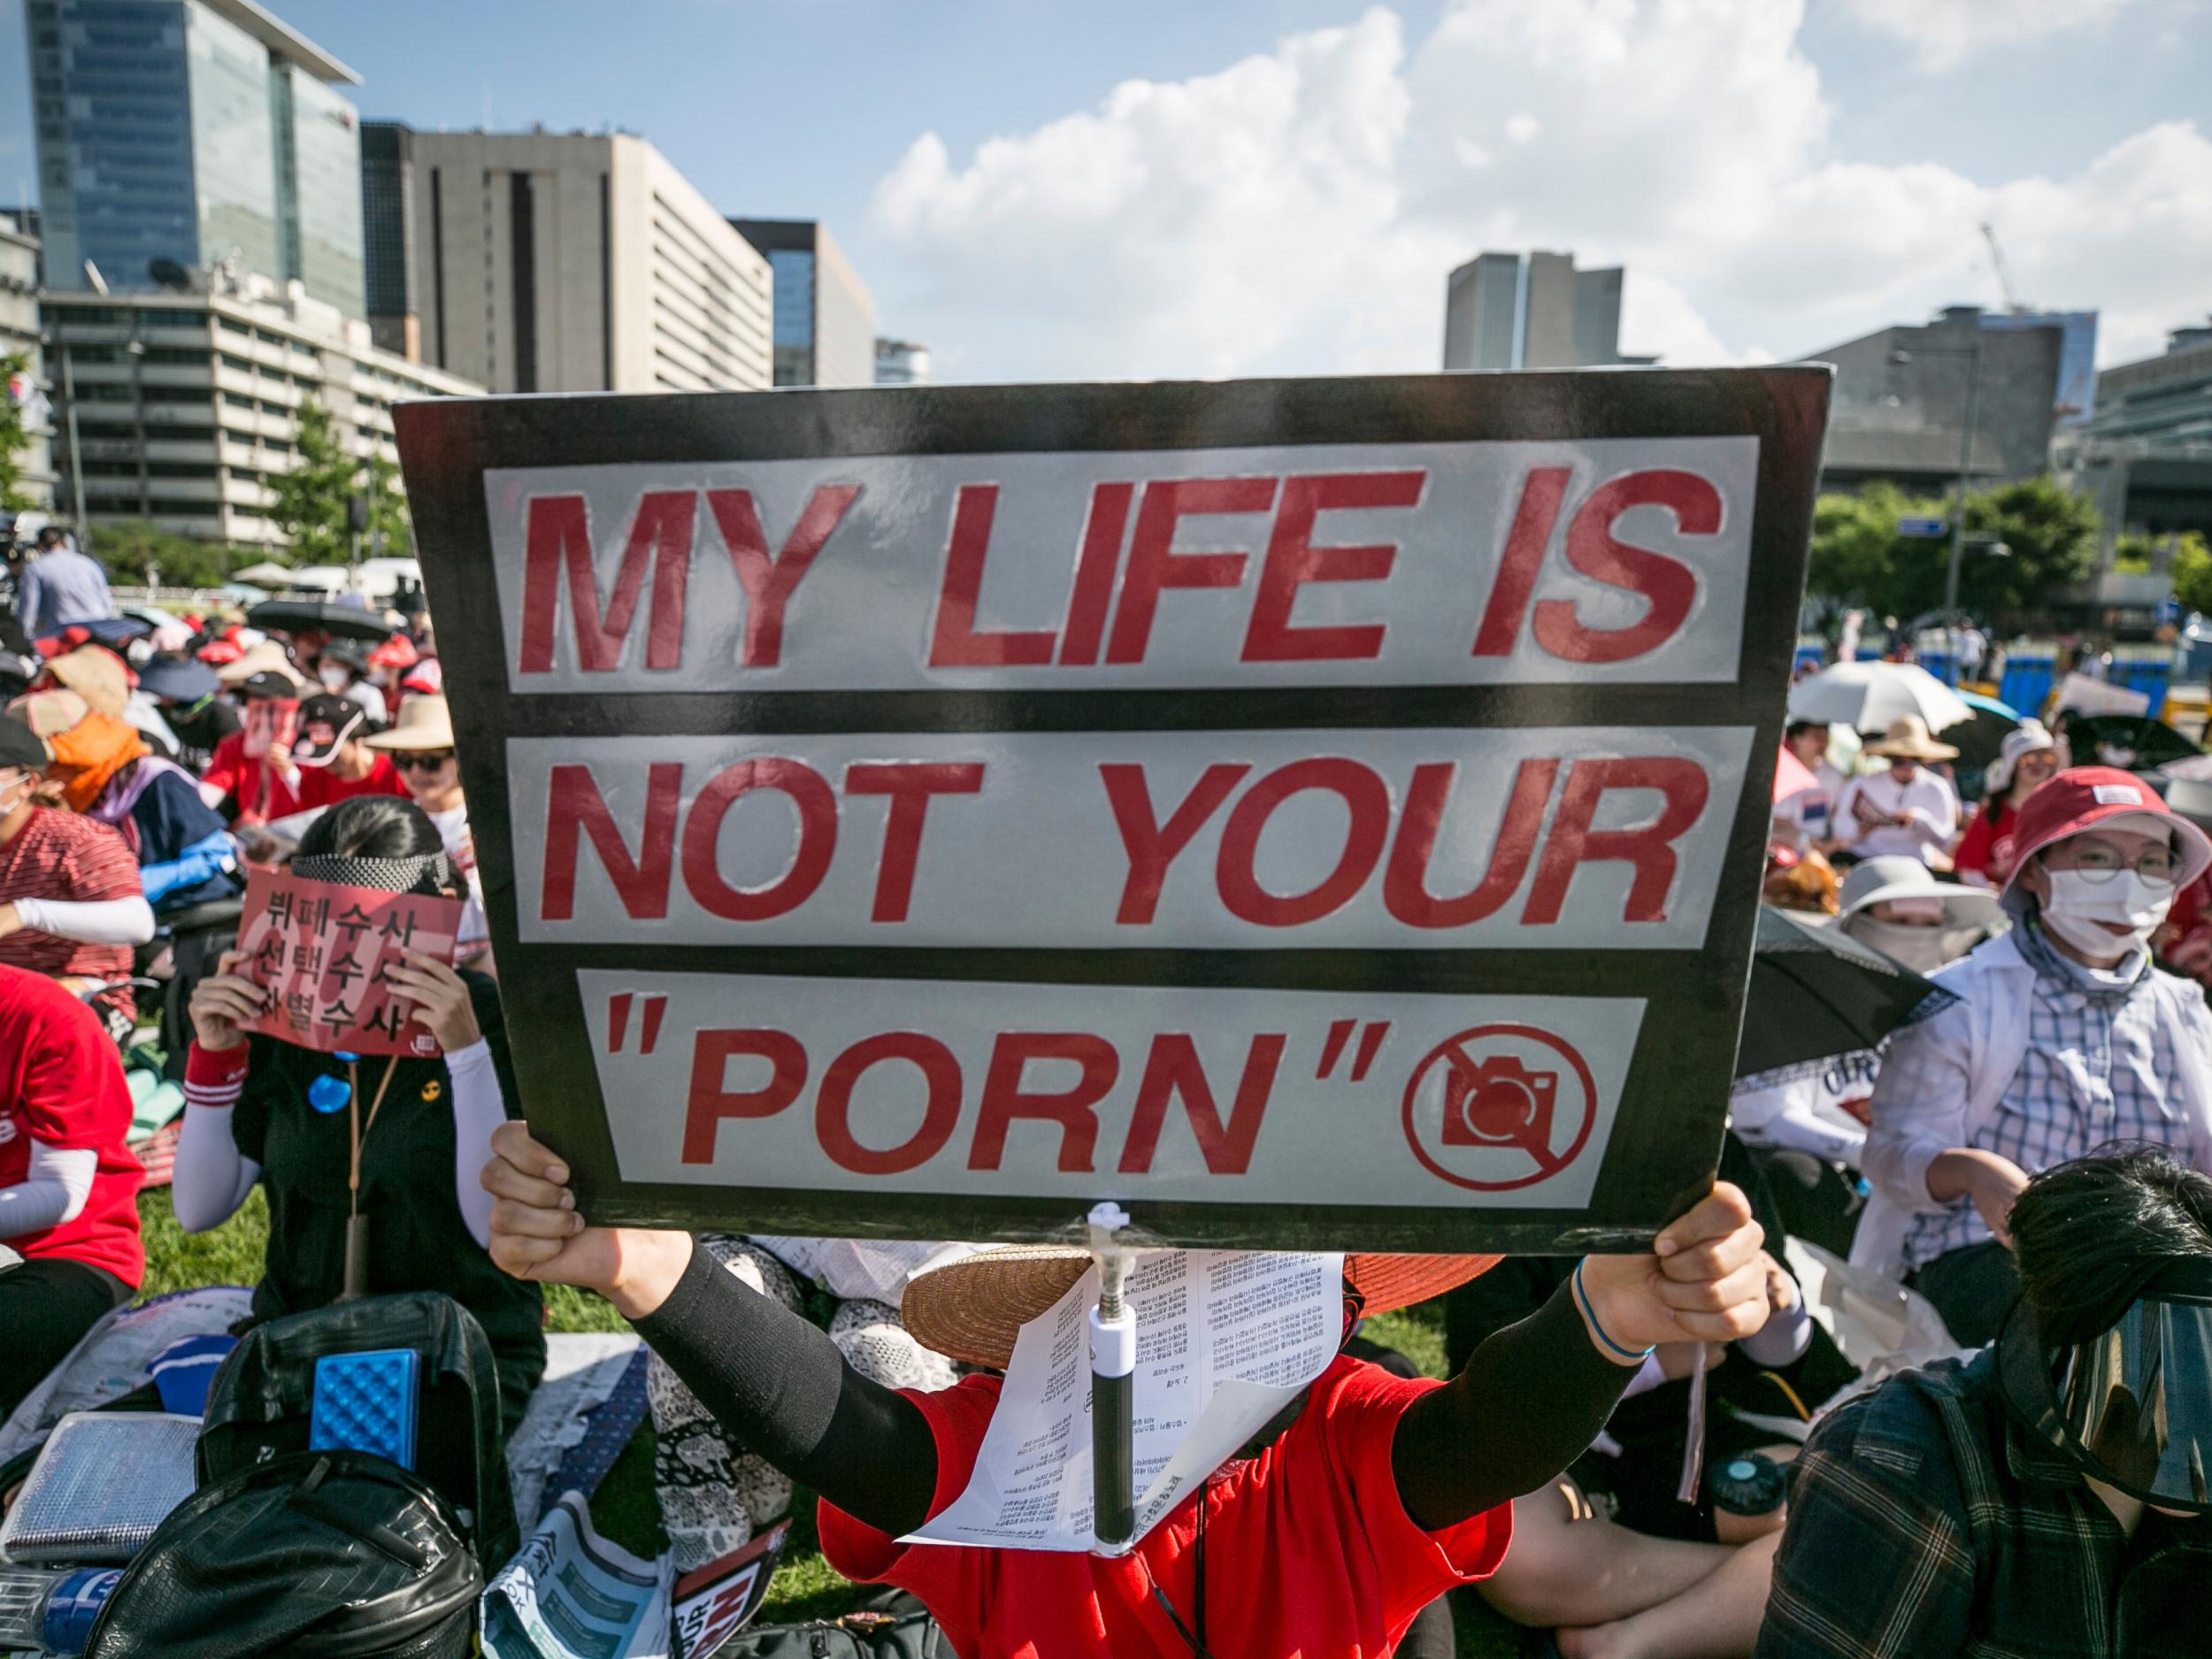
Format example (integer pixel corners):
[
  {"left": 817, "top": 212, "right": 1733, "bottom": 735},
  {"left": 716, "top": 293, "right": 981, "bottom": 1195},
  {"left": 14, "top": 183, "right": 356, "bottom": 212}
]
[{"left": 1573, "top": 1261, "right": 1655, "bottom": 1363}]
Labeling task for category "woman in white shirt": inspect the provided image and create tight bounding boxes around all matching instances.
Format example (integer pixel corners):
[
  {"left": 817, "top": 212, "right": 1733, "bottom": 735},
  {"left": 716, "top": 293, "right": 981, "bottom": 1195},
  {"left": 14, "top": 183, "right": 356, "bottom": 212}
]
[{"left": 1833, "top": 716, "right": 1962, "bottom": 868}]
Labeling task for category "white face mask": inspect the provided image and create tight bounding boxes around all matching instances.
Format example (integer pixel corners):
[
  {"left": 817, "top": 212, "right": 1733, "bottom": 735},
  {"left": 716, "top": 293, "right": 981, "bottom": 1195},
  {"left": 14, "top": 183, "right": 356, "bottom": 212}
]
[
  {"left": 1849, "top": 916, "right": 1975, "bottom": 975},
  {"left": 2039, "top": 867, "right": 2175, "bottom": 957},
  {"left": 319, "top": 666, "right": 350, "bottom": 693}
]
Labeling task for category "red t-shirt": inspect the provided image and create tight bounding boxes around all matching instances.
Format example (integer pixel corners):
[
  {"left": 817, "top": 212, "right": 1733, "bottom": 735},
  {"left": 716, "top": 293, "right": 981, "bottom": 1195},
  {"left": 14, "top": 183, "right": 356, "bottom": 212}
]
[
  {"left": 296, "top": 754, "right": 411, "bottom": 810},
  {"left": 819, "top": 1356, "right": 1509, "bottom": 1659},
  {"left": 202, "top": 731, "right": 300, "bottom": 825},
  {"left": 0, "top": 808, "right": 144, "bottom": 1021},
  {"left": 0, "top": 964, "right": 143, "bottom": 1285},
  {"left": 1951, "top": 800, "right": 2017, "bottom": 887}
]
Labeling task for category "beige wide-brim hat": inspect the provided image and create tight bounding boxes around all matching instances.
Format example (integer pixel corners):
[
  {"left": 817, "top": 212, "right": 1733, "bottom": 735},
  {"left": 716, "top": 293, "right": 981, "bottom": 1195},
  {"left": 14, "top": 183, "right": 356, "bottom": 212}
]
[
  {"left": 363, "top": 693, "right": 455, "bottom": 752},
  {"left": 215, "top": 640, "right": 304, "bottom": 689},
  {"left": 1862, "top": 713, "right": 1959, "bottom": 763},
  {"left": 42, "top": 646, "right": 130, "bottom": 720},
  {"left": 901, "top": 1246, "right": 1499, "bottom": 1371}
]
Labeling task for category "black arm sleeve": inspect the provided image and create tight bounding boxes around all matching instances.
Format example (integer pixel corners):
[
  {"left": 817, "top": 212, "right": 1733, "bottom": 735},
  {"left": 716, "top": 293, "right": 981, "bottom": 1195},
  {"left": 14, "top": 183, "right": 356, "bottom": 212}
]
[
  {"left": 1391, "top": 1275, "right": 1635, "bottom": 1531},
  {"left": 632, "top": 1237, "right": 941, "bottom": 1538}
]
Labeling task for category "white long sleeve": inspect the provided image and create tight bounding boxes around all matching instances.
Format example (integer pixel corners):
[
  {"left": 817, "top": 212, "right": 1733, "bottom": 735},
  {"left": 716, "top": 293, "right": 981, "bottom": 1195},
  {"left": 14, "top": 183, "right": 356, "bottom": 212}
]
[
  {"left": 445, "top": 1039, "right": 504, "bottom": 1249},
  {"left": 0, "top": 1140, "right": 98, "bottom": 1237},
  {"left": 10, "top": 895, "right": 157, "bottom": 948},
  {"left": 173, "top": 1063, "right": 263, "bottom": 1233}
]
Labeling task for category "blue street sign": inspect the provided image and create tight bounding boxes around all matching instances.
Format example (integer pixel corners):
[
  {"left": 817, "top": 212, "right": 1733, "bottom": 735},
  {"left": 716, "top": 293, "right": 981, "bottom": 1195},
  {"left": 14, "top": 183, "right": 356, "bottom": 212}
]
[{"left": 1897, "top": 516, "right": 1948, "bottom": 538}]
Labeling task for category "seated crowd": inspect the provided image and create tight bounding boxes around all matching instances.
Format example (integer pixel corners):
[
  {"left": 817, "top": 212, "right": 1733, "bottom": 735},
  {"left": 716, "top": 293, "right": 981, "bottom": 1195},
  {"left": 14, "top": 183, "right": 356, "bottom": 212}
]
[{"left": 0, "top": 595, "right": 2203, "bottom": 1658}]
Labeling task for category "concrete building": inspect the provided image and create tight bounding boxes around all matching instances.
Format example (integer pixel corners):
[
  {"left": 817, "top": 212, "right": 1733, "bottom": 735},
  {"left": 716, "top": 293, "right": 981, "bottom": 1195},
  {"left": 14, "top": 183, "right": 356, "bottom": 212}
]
[
  {"left": 2059, "top": 320, "right": 2212, "bottom": 556},
  {"left": 874, "top": 337, "right": 930, "bottom": 387},
  {"left": 729, "top": 219, "right": 876, "bottom": 388},
  {"left": 1808, "top": 306, "right": 2068, "bottom": 492},
  {"left": 24, "top": 0, "right": 365, "bottom": 318},
  {"left": 358, "top": 122, "right": 419, "bottom": 360},
  {"left": 42, "top": 279, "right": 480, "bottom": 549},
  {"left": 1441, "top": 250, "right": 1645, "bottom": 372},
  {"left": 363, "top": 129, "right": 772, "bottom": 394},
  {"left": 2, "top": 214, "right": 58, "bottom": 510}
]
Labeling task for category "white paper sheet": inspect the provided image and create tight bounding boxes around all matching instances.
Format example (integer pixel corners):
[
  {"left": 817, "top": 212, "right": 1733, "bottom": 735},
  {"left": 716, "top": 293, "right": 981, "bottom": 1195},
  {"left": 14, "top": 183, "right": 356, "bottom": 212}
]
[
  {"left": 905, "top": 1249, "right": 1342, "bottom": 1553},
  {"left": 481, "top": 1491, "right": 672, "bottom": 1659},
  {"left": 749, "top": 1236, "right": 976, "bottom": 1304}
]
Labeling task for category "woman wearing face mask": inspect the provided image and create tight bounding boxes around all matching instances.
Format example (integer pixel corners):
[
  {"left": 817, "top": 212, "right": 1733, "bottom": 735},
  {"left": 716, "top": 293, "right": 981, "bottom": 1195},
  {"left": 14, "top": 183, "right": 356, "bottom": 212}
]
[
  {"left": 1834, "top": 856, "right": 2003, "bottom": 978},
  {"left": 1952, "top": 721, "right": 2059, "bottom": 889},
  {"left": 1858, "top": 767, "right": 2212, "bottom": 1347},
  {"left": 316, "top": 641, "right": 386, "bottom": 726}
]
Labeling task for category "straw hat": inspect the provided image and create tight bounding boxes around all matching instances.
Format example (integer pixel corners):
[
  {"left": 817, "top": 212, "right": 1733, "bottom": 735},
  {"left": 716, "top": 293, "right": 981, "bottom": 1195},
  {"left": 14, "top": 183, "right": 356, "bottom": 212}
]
[
  {"left": 215, "top": 639, "right": 303, "bottom": 689},
  {"left": 363, "top": 693, "right": 455, "bottom": 752},
  {"left": 42, "top": 645, "right": 130, "bottom": 719},
  {"left": 1862, "top": 714, "right": 1958, "bottom": 763},
  {"left": 901, "top": 1246, "right": 1499, "bottom": 1371}
]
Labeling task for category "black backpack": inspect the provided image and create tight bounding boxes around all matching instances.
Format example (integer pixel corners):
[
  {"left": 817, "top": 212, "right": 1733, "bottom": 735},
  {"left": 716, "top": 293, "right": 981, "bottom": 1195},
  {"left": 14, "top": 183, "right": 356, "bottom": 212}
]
[
  {"left": 83, "top": 1450, "right": 480, "bottom": 1658},
  {"left": 196, "top": 1291, "right": 520, "bottom": 1565}
]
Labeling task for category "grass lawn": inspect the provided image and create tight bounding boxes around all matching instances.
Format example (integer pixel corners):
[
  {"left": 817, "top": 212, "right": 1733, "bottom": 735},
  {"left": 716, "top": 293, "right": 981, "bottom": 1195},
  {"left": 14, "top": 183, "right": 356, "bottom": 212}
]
[{"left": 137, "top": 1190, "right": 1536, "bottom": 1653}]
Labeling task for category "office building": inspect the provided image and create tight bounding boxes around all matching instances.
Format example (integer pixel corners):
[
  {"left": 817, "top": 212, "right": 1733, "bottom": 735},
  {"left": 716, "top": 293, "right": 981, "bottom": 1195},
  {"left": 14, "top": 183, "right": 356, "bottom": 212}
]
[
  {"left": 1982, "top": 309, "right": 2101, "bottom": 426},
  {"left": 1808, "top": 306, "right": 2068, "bottom": 492},
  {"left": 42, "top": 278, "right": 480, "bottom": 549},
  {"left": 2058, "top": 319, "right": 2212, "bottom": 555},
  {"left": 1441, "top": 250, "right": 1646, "bottom": 372},
  {"left": 2, "top": 214, "right": 58, "bottom": 510},
  {"left": 874, "top": 337, "right": 930, "bottom": 387},
  {"left": 365, "top": 129, "right": 772, "bottom": 394},
  {"left": 24, "top": 0, "right": 365, "bottom": 317},
  {"left": 730, "top": 219, "right": 876, "bottom": 388}
]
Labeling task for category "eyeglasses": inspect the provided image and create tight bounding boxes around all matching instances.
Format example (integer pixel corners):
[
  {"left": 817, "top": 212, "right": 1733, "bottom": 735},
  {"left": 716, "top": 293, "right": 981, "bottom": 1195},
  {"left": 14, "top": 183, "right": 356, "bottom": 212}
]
[
  {"left": 394, "top": 750, "right": 455, "bottom": 772},
  {"left": 2053, "top": 838, "right": 2179, "bottom": 884}
]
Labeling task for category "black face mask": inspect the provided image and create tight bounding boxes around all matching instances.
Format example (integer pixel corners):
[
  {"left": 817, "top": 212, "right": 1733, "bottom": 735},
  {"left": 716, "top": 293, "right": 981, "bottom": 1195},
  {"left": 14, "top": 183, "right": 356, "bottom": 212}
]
[{"left": 1998, "top": 1259, "right": 2212, "bottom": 1517}]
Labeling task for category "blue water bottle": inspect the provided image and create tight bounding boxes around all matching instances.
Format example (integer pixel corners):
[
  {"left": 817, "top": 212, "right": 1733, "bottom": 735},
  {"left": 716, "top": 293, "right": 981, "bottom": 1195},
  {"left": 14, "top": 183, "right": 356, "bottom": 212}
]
[{"left": 0, "top": 1566, "right": 124, "bottom": 1654}]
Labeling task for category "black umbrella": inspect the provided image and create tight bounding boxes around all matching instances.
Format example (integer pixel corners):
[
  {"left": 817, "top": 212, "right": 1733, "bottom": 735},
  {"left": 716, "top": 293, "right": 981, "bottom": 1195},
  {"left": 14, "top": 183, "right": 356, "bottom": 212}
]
[
  {"left": 1736, "top": 906, "right": 1958, "bottom": 1081},
  {"left": 244, "top": 599, "right": 398, "bottom": 644},
  {"left": 2060, "top": 712, "right": 2201, "bottom": 771}
]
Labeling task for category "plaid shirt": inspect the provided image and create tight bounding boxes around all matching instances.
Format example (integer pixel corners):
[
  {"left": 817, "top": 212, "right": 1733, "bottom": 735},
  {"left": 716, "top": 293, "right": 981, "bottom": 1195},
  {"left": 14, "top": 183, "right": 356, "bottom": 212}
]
[
  {"left": 1902, "top": 922, "right": 2190, "bottom": 1271},
  {"left": 1759, "top": 1351, "right": 2209, "bottom": 1657}
]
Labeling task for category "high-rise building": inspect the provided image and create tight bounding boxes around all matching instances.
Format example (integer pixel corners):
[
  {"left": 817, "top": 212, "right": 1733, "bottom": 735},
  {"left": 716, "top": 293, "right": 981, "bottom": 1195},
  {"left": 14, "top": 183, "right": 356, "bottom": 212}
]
[
  {"left": 729, "top": 219, "right": 876, "bottom": 388},
  {"left": 873, "top": 337, "right": 930, "bottom": 387},
  {"left": 24, "top": 0, "right": 365, "bottom": 318},
  {"left": 42, "top": 279, "right": 480, "bottom": 549},
  {"left": 1, "top": 213, "right": 58, "bottom": 511},
  {"left": 364, "top": 129, "right": 772, "bottom": 394},
  {"left": 1441, "top": 250, "right": 1643, "bottom": 371},
  {"left": 2057, "top": 319, "right": 2212, "bottom": 557},
  {"left": 1808, "top": 305, "right": 2070, "bottom": 493}
]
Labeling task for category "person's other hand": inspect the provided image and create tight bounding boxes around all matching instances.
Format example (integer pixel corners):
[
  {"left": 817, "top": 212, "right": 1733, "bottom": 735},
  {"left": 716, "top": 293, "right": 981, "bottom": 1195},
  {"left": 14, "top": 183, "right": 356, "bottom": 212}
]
[
  {"left": 1762, "top": 1250, "right": 1799, "bottom": 1317},
  {"left": 265, "top": 741, "right": 292, "bottom": 774},
  {"left": 1574, "top": 1183, "right": 1770, "bottom": 1361},
  {"left": 384, "top": 950, "right": 480, "bottom": 1051},
  {"left": 482, "top": 1120, "right": 691, "bottom": 1317},
  {"left": 188, "top": 949, "right": 266, "bottom": 1051},
  {"left": 1929, "top": 1148, "right": 2030, "bottom": 1247}
]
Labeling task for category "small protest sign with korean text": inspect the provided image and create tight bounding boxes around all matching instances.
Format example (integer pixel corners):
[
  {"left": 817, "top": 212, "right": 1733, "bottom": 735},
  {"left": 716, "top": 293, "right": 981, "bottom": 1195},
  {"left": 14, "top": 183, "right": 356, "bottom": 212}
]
[
  {"left": 399, "top": 368, "right": 1829, "bottom": 1251},
  {"left": 237, "top": 867, "right": 463, "bottom": 1057}
]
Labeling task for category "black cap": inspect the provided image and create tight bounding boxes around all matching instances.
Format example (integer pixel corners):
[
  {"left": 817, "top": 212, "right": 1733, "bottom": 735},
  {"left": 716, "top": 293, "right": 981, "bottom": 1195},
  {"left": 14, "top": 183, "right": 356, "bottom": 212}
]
[
  {"left": 0, "top": 715, "right": 50, "bottom": 774},
  {"left": 239, "top": 671, "right": 298, "bottom": 703},
  {"left": 292, "top": 693, "right": 366, "bottom": 767}
]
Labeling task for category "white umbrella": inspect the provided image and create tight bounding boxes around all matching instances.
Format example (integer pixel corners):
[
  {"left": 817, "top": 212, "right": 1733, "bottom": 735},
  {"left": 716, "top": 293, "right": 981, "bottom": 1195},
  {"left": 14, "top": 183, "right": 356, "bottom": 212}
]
[
  {"left": 232, "top": 561, "right": 296, "bottom": 587},
  {"left": 1787, "top": 662, "right": 1975, "bottom": 735}
]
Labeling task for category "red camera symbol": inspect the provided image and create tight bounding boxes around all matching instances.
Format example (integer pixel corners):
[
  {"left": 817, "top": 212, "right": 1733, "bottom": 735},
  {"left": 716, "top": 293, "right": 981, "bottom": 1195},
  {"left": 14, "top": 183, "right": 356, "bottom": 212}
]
[{"left": 1440, "top": 1054, "right": 1558, "bottom": 1149}]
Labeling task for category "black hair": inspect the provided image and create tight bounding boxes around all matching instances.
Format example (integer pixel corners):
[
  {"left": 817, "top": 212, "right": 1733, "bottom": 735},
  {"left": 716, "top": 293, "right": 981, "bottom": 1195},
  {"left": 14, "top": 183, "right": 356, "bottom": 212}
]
[
  {"left": 293, "top": 795, "right": 454, "bottom": 897},
  {"left": 1785, "top": 720, "right": 1824, "bottom": 743},
  {"left": 2010, "top": 1145, "right": 2212, "bottom": 1346}
]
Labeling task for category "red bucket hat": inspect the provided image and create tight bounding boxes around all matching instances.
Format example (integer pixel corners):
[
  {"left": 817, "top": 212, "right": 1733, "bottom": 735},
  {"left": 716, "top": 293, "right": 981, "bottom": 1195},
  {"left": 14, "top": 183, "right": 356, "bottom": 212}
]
[{"left": 1998, "top": 765, "right": 2212, "bottom": 916}]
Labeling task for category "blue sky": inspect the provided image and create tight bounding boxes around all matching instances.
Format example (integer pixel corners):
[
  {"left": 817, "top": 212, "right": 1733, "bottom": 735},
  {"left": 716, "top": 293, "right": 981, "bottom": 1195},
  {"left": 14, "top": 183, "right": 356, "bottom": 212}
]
[{"left": 4, "top": 0, "right": 2208, "bottom": 380}]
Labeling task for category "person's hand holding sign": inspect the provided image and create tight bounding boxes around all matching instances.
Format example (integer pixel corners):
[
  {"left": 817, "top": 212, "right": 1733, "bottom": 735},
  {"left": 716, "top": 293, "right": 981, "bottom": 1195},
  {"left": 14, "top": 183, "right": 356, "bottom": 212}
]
[
  {"left": 385, "top": 950, "right": 480, "bottom": 1052},
  {"left": 482, "top": 1120, "right": 692, "bottom": 1317},
  {"left": 188, "top": 949, "right": 269, "bottom": 1053},
  {"left": 1571, "top": 1182, "right": 1770, "bottom": 1359}
]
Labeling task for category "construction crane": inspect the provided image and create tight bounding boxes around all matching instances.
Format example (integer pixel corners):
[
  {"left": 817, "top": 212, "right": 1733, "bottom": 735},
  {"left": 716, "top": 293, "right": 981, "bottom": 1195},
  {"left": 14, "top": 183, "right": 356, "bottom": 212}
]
[{"left": 1981, "top": 222, "right": 2029, "bottom": 314}]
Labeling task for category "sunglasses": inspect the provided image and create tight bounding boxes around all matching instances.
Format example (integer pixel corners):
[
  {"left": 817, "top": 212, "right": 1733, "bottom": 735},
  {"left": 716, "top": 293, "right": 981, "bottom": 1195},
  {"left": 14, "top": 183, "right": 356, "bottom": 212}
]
[{"left": 394, "top": 750, "right": 456, "bottom": 772}]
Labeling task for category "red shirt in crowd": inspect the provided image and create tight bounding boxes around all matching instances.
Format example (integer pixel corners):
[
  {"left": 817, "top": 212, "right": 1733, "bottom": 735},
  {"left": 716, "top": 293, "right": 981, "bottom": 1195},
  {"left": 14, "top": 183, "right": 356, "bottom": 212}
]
[
  {"left": 295, "top": 754, "right": 411, "bottom": 810},
  {"left": 1951, "top": 799, "right": 2020, "bottom": 887},
  {"left": 0, "top": 807, "right": 145, "bottom": 1024},
  {"left": 819, "top": 1355, "right": 1509, "bottom": 1659},
  {"left": 0, "top": 964, "right": 143, "bottom": 1286},
  {"left": 201, "top": 731, "right": 300, "bottom": 826}
]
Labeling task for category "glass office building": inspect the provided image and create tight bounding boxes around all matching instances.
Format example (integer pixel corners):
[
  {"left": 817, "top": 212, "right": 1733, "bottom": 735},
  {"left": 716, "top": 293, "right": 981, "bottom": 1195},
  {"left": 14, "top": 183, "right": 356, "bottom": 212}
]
[
  {"left": 732, "top": 219, "right": 877, "bottom": 388},
  {"left": 25, "top": 0, "right": 363, "bottom": 316}
]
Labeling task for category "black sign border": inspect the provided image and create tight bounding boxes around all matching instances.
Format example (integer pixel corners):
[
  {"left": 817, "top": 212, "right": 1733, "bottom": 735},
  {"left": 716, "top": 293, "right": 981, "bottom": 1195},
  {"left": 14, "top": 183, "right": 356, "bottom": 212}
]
[{"left": 397, "top": 367, "right": 1828, "bottom": 1253}]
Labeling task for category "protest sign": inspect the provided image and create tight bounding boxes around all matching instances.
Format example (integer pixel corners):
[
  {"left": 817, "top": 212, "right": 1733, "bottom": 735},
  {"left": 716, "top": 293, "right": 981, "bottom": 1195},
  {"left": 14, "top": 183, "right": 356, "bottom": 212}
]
[
  {"left": 236, "top": 867, "right": 463, "bottom": 1057},
  {"left": 397, "top": 368, "right": 1828, "bottom": 1250}
]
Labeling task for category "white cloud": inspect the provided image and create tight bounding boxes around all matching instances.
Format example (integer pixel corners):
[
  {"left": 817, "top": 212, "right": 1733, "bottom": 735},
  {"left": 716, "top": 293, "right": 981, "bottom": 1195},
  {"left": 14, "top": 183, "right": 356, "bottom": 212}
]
[
  {"left": 865, "top": 0, "right": 2212, "bottom": 383},
  {"left": 1834, "top": 0, "right": 2141, "bottom": 73}
]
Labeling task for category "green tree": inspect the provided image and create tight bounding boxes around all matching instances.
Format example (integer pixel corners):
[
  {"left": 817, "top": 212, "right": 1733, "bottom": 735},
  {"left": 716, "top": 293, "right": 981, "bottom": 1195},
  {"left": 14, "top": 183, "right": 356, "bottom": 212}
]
[
  {"left": 91, "top": 520, "right": 238, "bottom": 589},
  {"left": 0, "top": 352, "right": 34, "bottom": 512},
  {"left": 2168, "top": 532, "right": 2212, "bottom": 617},
  {"left": 1955, "top": 475, "right": 2101, "bottom": 616},
  {"left": 265, "top": 398, "right": 415, "bottom": 563},
  {"left": 1806, "top": 483, "right": 1919, "bottom": 611},
  {"left": 363, "top": 448, "right": 412, "bottom": 559}
]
